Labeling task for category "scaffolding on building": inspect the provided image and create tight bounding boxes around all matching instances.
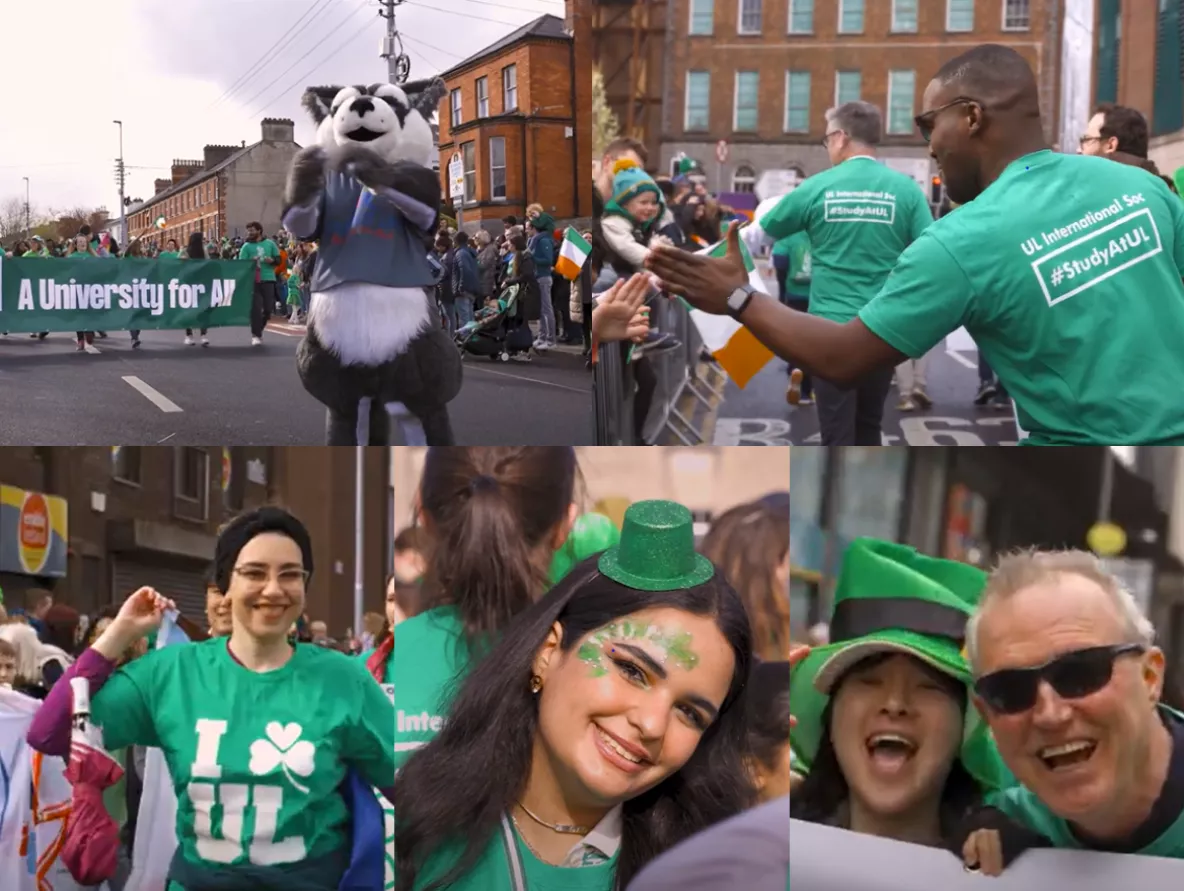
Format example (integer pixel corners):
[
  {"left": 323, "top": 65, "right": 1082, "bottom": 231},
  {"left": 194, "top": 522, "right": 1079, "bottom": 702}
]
[{"left": 591, "top": 0, "right": 667, "bottom": 160}]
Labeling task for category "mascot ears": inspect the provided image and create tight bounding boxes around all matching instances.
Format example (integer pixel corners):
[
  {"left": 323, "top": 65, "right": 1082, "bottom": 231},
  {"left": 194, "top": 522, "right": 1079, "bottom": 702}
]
[{"left": 301, "top": 78, "right": 448, "bottom": 126}]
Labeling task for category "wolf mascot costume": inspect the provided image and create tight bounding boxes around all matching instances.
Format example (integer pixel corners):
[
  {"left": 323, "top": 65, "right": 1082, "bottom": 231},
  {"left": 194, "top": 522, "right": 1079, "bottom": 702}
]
[{"left": 281, "top": 79, "right": 462, "bottom": 445}]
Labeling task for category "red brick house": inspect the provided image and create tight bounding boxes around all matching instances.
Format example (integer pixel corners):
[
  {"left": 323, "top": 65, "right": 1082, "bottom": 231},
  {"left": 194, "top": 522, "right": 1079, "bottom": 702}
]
[{"left": 436, "top": 13, "right": 593, "bottom": 231}]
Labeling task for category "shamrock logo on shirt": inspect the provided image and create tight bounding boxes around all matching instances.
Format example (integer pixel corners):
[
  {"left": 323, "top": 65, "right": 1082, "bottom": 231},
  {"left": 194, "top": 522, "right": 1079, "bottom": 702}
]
[{"left": 249, "top": 722, "right": 316, "bottom": 793}]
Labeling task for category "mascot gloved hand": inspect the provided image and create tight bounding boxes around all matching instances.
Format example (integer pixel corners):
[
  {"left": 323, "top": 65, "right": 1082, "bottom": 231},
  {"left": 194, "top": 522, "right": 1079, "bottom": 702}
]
[{"left": 281, "top": 79, "right": 462, "bottom": 445}]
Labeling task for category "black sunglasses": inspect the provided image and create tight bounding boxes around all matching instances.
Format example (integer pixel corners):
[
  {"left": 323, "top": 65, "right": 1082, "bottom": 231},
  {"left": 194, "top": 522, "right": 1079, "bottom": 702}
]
[
  {"left": 914, "top": 97, "right": 976, "bottom": 144},
  {"left": 974, "top": 643, "right": 1146, "bottom": 715}
]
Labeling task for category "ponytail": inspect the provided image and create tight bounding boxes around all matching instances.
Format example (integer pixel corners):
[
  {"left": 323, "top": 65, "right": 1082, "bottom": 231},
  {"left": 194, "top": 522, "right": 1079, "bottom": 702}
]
[{"left": 418, "top": 447, "right": 577, "bottom": 652}]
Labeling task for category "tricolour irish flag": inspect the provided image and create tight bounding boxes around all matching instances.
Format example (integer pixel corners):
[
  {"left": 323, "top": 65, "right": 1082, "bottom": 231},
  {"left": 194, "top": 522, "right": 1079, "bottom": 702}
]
[
  {"left": 680, "top": 237, "right": 774, "bottom": 389},
  {"left": 554, "top": 227, "right": 591, "bottom": 281}
]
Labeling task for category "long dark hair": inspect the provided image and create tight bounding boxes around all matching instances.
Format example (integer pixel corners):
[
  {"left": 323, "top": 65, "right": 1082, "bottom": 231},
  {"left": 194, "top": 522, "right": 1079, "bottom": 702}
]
[
  {"left": 394, "top": 556, "right": 757, "bottom": 890},
  {"left": 791, "top": 654, "right": 980, "bottom": 837},
  {"left": 747, "top": 660, "right": 791, "bottom": 769},
  {"left": 417, "top": 447, "right": 578, "bottom": 652},
  {"left": 186, "top": 232, "right": 205, "bottom": 259}
]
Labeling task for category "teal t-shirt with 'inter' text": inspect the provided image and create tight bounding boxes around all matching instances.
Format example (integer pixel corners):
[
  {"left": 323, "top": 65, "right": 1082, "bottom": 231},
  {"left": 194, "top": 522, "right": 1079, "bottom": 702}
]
[
  {"left": 753, "top": 156, "right": 933, "bottom": 322},
  {"left": 859, "top": 150, "right": 1184, "bottom": 446}
]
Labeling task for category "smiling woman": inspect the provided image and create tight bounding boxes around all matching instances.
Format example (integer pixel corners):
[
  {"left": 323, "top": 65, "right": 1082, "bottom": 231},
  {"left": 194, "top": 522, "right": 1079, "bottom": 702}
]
[{"left": 394, "top": 500, "right": 757, "bottom": 891}]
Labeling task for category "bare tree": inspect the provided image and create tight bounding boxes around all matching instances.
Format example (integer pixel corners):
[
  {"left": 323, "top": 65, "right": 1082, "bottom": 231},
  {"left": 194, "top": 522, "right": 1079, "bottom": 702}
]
[{"left": 0, "top": 196, "right": 28, "bottom": 241}]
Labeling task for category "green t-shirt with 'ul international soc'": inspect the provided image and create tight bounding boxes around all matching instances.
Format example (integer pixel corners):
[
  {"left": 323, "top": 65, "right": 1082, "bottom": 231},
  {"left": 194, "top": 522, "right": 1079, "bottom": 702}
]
[
  {"left": 393, "top": 605, "right": 472, "bottom": 771},
  {"left": 92, "top": 637, "right": 396, "bottom": 891},
  {"left": 859, "top": 151, "right": 1184, "bottom": 445},
  {"left": 753, "top": 156, "right": 934, "bottom": 322}
]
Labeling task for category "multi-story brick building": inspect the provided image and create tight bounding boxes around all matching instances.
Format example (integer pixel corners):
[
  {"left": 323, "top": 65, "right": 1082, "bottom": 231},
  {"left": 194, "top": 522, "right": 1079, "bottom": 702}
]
[
  {"left": 1089, "top": 0, "right": 1184, "bottom": 178},
  {"left": 436, "top": 13, "right": 593, "bottom": 231},
  {"left": 0, "top": 447, "right": 391, "bottom": 637},
  {"left": 598, "top": 0, "right": 1059, "bottom": 197},
  {"left": 125, "top": 119, "right": 299, "bottom": 249}
]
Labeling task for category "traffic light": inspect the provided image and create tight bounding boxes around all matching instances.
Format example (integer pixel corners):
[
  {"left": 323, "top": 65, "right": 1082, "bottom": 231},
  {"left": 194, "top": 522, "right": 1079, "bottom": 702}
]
[{"left": 930, "top": 175, "right": 943, "bottom": 205}]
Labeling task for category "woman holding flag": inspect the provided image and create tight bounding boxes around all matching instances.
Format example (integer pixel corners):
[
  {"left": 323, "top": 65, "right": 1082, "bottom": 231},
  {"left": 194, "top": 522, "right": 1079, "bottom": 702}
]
[{"left": 27, "top": 506, "right": 396, "bottom": 891}]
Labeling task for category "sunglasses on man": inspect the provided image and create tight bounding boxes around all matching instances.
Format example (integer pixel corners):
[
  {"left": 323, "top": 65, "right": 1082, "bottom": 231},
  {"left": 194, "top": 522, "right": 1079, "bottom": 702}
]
[{"left": 973, "top": 643, "right": 1146, "bottom": 715}]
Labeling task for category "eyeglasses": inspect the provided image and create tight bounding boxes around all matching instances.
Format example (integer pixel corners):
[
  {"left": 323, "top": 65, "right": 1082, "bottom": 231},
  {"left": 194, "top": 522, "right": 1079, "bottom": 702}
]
[
  {"left": 821, "top": 129, "right": 843, "bottom": 147},
  {"left": 232, "top": 566, "right": 309, "bottom": 591},
  {"left": 914, "top": 97, "right": 976, "bottom": 144},
  {"left": 1079, "top": 135, "right": 1103, "bottom": 148},
  {"left": 974, "top": 643, "right": 1146, "bottom": 715}
]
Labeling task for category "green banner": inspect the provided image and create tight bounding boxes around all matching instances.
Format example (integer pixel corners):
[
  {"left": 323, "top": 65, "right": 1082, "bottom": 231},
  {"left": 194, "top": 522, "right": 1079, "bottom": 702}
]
[{"left": 0, "top": 257, "right": 254, "bottom": 333}]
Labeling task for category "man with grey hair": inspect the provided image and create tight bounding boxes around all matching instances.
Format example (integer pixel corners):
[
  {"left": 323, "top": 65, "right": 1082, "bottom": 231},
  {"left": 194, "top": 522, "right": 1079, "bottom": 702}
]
[
  {"left": 967, "top": 549, "right": 1184, "bottom": 857},
  {"left": 732, "top": 101, "right": 933, "bottom": 445}
]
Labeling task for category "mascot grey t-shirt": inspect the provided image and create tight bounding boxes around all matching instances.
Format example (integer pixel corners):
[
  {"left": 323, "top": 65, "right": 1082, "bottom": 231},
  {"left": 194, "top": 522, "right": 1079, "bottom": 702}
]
[{"left": 311, "top": 169, "right": 437, "bottom": 292}]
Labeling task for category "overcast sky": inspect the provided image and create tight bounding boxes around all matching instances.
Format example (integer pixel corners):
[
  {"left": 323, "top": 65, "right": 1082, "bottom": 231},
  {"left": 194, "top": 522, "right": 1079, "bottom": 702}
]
[{"left": 0, "top": 0, "right": 563, "bottom": 216}]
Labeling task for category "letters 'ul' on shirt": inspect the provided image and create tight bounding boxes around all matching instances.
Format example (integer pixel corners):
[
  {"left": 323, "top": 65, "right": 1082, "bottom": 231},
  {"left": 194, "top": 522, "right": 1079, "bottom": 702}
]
[
  {"left": 859, "top": 151, "right": 1184, "bottom": 445},
  {"left": 91, "top": 637, "right": 396, "bottom": 890},
  {"left": 753, "top": 156, "right": 933, "bottom": 322},
  {"left": 393, "top": 604, "right": 471, "bottom": 770}
]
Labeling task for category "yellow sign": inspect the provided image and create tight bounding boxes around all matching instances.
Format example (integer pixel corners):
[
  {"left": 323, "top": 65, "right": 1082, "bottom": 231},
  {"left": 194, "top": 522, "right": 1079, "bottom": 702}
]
[
  {"left": 18, "top": 491, "right": 50, "bottom": 574},
  {"left": 1087, "top": 521, "right": 1127, "bottom": 557},
  {"left": 0, "top": 485, "right": 68, "bottom": 577}
]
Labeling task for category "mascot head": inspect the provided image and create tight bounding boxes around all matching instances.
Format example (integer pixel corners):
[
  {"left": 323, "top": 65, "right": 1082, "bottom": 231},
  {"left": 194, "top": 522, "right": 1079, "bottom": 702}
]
[{"left": 302, "top": 78, "right": 447, "bottom": 167}]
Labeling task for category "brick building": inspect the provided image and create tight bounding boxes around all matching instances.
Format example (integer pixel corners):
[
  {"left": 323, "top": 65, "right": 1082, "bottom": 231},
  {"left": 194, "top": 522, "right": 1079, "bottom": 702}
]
[
  {"left": 0, "top": 447, "right": 391, "bottom": 637},
  {"left": 436, "top": 13, "right": 593, "bottom": 231},
  {"left": 596, "top": 0, "right": 1059, "bottom": 194},
  {"left": 1090, "top": 0, "right": 1184, "bottom": 178},
  {"left": 125, "top": 119, "right": 299, "bottom": 249}
]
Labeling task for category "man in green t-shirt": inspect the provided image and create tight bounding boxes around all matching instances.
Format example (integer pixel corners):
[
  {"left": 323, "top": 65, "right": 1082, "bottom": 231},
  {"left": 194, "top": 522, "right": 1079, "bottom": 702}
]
[
  {"left": 647, "top": 44, "right": 1184, "bottom": 445},
  {"left": 238, "top": 220, "right": 281, "bottom": 346},
  {"left": 778, "top": 231, "right": 814, "bottom": 406},
  {"left": 738, "top": 101, "right": 933, "bottom": 445}
]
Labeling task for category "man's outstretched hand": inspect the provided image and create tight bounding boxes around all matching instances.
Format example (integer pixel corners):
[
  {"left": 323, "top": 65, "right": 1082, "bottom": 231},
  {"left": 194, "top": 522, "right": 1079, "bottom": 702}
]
[
  {"left": 591, "top": 273, "right": 652, "bottom": 343},
  {"left": 644, "top": 221, "right": 749, "bottom": 315}
]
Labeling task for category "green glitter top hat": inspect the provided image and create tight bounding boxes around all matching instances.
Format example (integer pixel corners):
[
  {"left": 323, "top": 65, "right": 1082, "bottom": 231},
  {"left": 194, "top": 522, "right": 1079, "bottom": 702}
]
[{"left": 598, "top": 500, "right": 714, "bottom": 591}]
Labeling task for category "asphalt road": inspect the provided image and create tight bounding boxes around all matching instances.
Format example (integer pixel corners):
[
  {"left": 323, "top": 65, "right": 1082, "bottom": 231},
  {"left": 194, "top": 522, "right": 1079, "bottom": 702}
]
[
  {"left": 786, "top": 346, "right": 1021, "bottom": 446},
  {"left": 0, "top": 323, "right": 595, "bottom": 445},
  {"left": 712, "top": 359, "right": 794, "bottom": 446}
]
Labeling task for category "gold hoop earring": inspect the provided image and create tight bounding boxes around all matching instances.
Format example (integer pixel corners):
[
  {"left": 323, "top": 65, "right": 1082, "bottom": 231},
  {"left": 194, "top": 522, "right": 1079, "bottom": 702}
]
[{"left": 530, "top": 674, "right": 543, "bottom": 694}]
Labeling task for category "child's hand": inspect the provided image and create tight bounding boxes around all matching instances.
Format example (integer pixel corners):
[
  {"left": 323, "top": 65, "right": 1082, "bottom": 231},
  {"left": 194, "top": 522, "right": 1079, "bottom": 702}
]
[{"left": 963, "top": 828, "right": 1004, "bottom": 876}]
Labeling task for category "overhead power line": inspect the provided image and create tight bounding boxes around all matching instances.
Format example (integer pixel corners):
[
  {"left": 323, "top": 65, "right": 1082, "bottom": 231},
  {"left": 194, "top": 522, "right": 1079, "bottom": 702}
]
[
  {"left": 403, "top": 1, "right": 522, "bottom": 28},
  {"left": 402, "top": 32, "right": 466, "bottom": 62}
]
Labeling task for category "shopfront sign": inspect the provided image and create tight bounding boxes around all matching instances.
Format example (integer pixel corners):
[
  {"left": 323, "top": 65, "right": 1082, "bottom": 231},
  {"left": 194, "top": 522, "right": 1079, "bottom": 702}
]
[{"left": 0, "top": 485, "right": 68, "bottom": 577}]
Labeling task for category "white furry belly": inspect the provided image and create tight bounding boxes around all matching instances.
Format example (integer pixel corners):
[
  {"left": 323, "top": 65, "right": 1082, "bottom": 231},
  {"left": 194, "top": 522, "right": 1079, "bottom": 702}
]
[{"left": 309, "top": 283, "right": 431, "bottom": 366}]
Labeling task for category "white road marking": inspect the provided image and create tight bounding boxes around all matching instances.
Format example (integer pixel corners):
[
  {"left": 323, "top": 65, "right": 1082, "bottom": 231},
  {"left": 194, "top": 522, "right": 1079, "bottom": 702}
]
[
  {"left": 465, "top": 364, "right": 590, "bottom": 394},
  {"left": 944, "top": 348, "right": 978, "bottom": 370},
  {"left": 84, "top": 343, "right": 101, "bottom": 355},
  {"left": 156, "top": 432, "right": 177, "bottom": 443},
  {"left": 122, "top": 375, "right": 183, "bottom": 412}
]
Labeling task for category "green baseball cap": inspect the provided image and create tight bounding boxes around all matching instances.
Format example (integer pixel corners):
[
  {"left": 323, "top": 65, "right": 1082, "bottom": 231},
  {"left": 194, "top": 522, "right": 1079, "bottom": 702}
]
[
  {"left": 790, "top": 538, "right": 1012, "bottom": 792},
  {"left": 598, "top": 500, "right": 714, "bottom": 592},
  {"left": 549, "top": 512, "right": 621, "bottom": 585}
]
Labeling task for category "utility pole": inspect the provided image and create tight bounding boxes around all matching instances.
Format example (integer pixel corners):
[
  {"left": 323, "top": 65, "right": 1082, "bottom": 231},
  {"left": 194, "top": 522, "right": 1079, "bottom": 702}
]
[
  {"left": 22, "top": 177, "right": 30, "bottom": 238},
  {"left": 378, "top": 0, "right": 411, "bottom": 84},
  {"left": 113, "top": 120, "right": 127, "bottom": 247}
]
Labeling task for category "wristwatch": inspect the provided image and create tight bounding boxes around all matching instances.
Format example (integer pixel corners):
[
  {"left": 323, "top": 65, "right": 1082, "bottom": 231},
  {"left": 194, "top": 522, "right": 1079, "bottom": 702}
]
[{"left": 726, "top": 283, "right": 758, "bottom": 320}]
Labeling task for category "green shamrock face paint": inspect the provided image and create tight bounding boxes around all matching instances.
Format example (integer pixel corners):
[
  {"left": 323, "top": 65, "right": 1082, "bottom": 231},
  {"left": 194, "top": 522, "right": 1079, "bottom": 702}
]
[{"left": 578, "top": 620, "right": 700, "bottom": 678}]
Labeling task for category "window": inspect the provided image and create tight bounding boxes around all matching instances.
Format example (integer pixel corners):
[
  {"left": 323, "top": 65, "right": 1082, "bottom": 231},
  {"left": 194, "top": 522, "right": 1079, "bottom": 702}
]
[
  {"left": 450, "top": 89, "right": 462, "bottom": 128},
  {"left": 1095, "top": 0, "right": 1120, "bottom": 103},
  {"left": 839, "top": 0, "right": 864, "bottom": 33},
  {"left": 734, "top": 71, "right": 760, "bottom": 132},
  {"left": 502, "top": 64, "right": 518, "bottom": 111},
  {"left": 887, "top": 70, "right": 915, "bottom": 134},
  {"left": 785, "top": 71, "right": 810, "bottom": 132},
  {"left": 789, "top": 0, "right": 813, "bottom": 33},
  {"left": 174, "top": 447, "right": 209, "bottom": 522},
  {"left": 461, "top": 141, "right": 476, "bottom": 204},
  {"left": 489, "top": 136, "right": 507, "bottom": 200},
  {"left": 946, "top": 0, "right": 974, "bottom": 31},
  {"left": 835, "top": 70, "right": 861, "bottom": 105},
  {"left": 738, "top": 0, "right": 761, "bottom": 33},
  {"left": 476, "top": 77, "right": 489, "bottom": 117},
  {"left": 685, "top": 70, "right": 711, "bottom": 131},
  {"left": 689, "top": 0, "right": 714, "bottom": 34},
  {"left": 111, "top": 446, "right": 142, "bottom": 485},
  {"left": 732, "top": 165, "right": 756, "bottom": 193},
  {"left": 891, "top": 0, "right": 918, "bottom": 32},
  {"left": 1153, "top": 0, "right": 1183, "bottom": 135},
  {"left": 1003, "top": 0, "right": 1030, "bottom": 30}
]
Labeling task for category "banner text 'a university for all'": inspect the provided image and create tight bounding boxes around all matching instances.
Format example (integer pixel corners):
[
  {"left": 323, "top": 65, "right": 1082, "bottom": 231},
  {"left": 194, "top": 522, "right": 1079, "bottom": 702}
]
[{"left": 0, "top": 258, "right": 254, "bottom": 333}]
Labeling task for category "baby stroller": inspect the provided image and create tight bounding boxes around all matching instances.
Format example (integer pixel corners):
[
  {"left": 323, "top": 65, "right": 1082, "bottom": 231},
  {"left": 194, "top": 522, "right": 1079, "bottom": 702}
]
[{"left": 455, "top": 284, "right": 535, "bottom": 362}]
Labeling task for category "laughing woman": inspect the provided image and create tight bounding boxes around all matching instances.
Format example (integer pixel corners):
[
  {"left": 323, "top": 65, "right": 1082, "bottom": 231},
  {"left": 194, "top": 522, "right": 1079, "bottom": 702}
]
[
  {"left": 395, "top": 500, "right": 756, "bottom": 891},
  {"left": 27, "top": 507, "right": 396, "bottom": 891},
  {"left": 790, "top": 538, "right": 1048, "bottom": 875}
]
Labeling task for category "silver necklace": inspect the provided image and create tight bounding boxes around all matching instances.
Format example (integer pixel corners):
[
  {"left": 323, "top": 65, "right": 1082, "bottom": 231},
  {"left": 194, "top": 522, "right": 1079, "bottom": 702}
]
[{"left": 515, "top": 800, "right": 592, "bottom": 835}]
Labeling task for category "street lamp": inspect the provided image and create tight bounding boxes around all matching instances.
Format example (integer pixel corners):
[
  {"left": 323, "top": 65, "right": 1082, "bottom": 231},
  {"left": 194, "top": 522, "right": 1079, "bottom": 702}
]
[
  {"left": 21, "top": 176, "right": 29, "bottom": 237},
  {"left": 114, "top": 120, "right": 126, "bottom": 244}
]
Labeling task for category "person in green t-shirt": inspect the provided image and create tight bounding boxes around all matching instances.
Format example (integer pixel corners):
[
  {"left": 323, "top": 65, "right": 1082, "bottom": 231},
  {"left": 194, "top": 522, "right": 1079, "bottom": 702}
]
[
  {"left": 778, "top": 230, "right": 814, "bottom": 406},
  {"left": 238, "top": 221, "right": 281, "bottom": 346},
  {"left": 159, "top": 237, "right": 181, "bottom": 259},
  {"left": 395, "top": 500, "right": 757, "bottom": 891},
  {"left": 736, "top": 101, "right": 932, "bottom": 445},
  {"left": 968, "top": 549, "right": 1184, "bottom": 859},
  {"left": 26, "top": 506, "right": 396, "bottom": 891},
  {"left": 646, "top": 44, "right": 1184, "bottom": 445}
]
